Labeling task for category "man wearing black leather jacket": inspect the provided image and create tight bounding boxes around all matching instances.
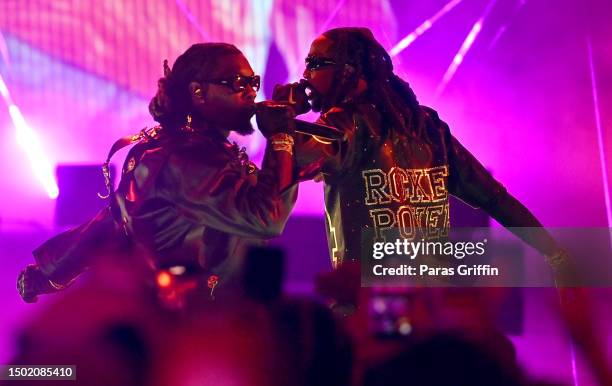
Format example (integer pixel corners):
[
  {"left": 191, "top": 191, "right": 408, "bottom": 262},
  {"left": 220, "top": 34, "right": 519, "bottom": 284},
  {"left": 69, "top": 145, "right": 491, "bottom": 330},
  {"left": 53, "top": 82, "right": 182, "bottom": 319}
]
[
  {"left": 17, "top": 43, "right": 298, "bottom": 303},
  {"left": 274, "top": 27, "right": 570, "bottom": 277}
]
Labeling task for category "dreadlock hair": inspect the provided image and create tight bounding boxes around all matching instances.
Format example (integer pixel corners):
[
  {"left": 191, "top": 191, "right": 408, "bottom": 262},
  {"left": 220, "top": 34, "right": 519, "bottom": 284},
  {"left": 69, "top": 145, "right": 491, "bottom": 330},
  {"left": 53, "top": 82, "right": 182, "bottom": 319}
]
[
  {"left": 321, "top": 28, "right": 427, "bottom": 141},
  {"left": 149, "top": 43, "right": 242, "bottom": 131}
]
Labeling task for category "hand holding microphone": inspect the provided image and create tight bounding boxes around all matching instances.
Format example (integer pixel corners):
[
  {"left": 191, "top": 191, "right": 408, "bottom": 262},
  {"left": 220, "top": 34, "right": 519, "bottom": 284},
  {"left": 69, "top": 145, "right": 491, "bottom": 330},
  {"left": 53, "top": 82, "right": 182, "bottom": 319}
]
[
  {"left": 255, "top": 79, "right": 308, "bottom": 138},
  {"left": 272, "top": 79, "right": 311, "bottom": 115},
  {"left": 264, "top": 80, "right": 344, "bottom": 141},
  {"left": 255, "top": 100, "right": 296, "bottom": 139}
]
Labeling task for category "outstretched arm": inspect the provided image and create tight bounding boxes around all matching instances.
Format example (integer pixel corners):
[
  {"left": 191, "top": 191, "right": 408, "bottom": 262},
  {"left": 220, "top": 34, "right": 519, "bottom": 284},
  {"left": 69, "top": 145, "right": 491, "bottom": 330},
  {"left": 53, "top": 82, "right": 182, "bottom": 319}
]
[
  {"left": 18, "top": 206, "right": 121, "bottom": 302},
  {"left": 427, "top": 108, "right": 566, "bottom": 266},
  {"left": 446, "top": 134, "right": 561, "bottom": 256}
]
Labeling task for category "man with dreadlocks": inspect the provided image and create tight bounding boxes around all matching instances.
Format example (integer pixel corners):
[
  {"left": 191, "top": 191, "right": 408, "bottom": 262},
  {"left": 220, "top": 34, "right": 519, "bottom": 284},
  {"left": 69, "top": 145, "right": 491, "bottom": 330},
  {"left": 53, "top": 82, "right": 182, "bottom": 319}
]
[
  {"left": 17, "top": 43, "right": 298, "bottom": 303},
  {"left": 274, "top": 27, "right": 572, "bottom": 280}
]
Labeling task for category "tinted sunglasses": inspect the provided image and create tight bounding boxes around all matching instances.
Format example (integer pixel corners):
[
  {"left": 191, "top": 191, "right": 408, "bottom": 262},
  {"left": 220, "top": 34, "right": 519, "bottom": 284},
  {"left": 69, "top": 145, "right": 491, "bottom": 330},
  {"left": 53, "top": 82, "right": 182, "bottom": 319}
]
[
  {"left": 205, "top": 74, "right": 261, "bottom": 93},
  {"left": 305, "top": 56, "right": 337, "bottom": 71}
]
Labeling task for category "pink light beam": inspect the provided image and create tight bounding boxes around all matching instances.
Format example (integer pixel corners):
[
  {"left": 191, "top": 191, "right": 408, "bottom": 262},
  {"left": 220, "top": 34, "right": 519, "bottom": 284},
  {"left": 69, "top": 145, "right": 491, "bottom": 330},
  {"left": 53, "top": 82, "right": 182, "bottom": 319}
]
[
  {"left": 320, "top": 0, "right": 349, "bottom": 33},
  {"left": 0, "top": 74, "right": 59, "bottom": 199},
  {"left": 587, "top": 38, "right": 612, "bottom": 232},
  {"left": 390, "top": 0, "right": 465, "bottom": 58},
  {"left": 0, "top": 31, "right": 10, "bottom": 68},
  {"left": 488, "top": 0, "right": 527, "bottom": 50},
  {"left": 174, "top": 0, "right": 210, "bottom": 41},
  {"left": 436, "top": 0, "right": 498, "bottom": 97}
]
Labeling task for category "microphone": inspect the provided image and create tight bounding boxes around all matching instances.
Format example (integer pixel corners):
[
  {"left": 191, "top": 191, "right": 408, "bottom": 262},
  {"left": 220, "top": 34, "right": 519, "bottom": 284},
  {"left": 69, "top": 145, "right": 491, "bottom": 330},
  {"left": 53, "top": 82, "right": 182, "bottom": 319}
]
[
  {"left": 255, "top": 103, "right": 344, "bottom": 141},
  {"left": 285, "top": 81, "right": 344, "bottom": 140},
  {"left": 293, "top": 119, "right": 344, "bottom": 141}
]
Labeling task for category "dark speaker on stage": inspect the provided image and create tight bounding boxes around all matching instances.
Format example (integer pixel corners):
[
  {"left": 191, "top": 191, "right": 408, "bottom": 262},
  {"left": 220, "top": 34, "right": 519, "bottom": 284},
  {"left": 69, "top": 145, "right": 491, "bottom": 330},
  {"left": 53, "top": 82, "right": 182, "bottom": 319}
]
[
  {"left": 55, "top": 164, "right": 115, "bottom": 227},
  {"left": 243, "top": 246, "right": 285, "bottom": 303}
]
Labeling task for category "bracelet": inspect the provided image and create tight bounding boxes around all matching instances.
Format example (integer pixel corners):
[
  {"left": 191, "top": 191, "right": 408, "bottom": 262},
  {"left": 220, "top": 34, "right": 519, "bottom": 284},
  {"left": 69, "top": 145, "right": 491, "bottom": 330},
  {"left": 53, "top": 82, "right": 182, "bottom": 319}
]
[
  {"left": 271, "top": 133, "right": 294, "bottom": 155},
  {"left": 272, "top": 143, "right": 293, "bottom": 155},
  {"left": 270, "top": 133, "right": 294, "bottom": 144}
]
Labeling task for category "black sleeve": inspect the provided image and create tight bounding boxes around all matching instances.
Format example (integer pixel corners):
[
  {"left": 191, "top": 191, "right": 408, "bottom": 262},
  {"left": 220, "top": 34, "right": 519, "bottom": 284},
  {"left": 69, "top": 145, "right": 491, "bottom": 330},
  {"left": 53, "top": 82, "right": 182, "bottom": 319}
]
[
  {"left": 32, "top": 206, "right": 120, "bottom": 286},
  {"left": 27, "top": 143, "right": 147, "bottom": 287},
  {"left": 431, "top": 109, "right": 560, "bottom": 256}
]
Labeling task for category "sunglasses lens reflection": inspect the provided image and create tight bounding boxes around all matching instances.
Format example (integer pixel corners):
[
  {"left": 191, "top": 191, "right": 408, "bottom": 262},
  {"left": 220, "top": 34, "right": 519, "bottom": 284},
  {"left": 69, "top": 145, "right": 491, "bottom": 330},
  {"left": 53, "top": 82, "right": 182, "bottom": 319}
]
[{"left": 234, "top": 75, "right": 260, "bottom": 92}]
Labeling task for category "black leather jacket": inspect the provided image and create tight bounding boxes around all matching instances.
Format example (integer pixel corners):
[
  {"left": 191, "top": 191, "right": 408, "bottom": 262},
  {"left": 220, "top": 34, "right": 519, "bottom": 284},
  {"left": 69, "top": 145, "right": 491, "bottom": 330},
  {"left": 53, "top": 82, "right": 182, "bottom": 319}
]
[{"left": 29, "top": 128, "right": 297, "bottom": 292}]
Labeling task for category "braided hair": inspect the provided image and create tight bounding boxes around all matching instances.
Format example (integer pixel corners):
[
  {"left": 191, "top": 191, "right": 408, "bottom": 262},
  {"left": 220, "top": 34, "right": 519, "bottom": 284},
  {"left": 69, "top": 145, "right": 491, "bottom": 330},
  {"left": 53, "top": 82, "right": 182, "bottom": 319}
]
[
  {"left": 322, "top": 28, "right": 427, "bottom": 141},
  {"left": 149, "top": 43, "right": 242, "bottom": 131}
]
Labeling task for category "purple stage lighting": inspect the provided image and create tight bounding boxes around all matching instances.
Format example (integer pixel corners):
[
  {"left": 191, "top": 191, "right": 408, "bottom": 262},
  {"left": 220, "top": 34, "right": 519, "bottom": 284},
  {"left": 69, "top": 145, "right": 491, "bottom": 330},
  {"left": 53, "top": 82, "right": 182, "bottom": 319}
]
[
  {"left": 587, "top": 38, "right": 612, "bottom": 246},
  {"left": 436, "top": 0, "right": 498, "bottom": 96},
  {"left": 0, "top": 74, "right": 58, "bottom": 199},
  {"left": 390, "top": 0, "right": 465, "bottom": 57}
]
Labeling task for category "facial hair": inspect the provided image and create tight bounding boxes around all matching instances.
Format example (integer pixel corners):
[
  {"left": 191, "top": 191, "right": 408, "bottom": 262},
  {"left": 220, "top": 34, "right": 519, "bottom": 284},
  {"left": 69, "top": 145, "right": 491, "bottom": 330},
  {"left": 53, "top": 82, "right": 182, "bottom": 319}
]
[
  {"left": 310, "top": 95, "right": 324, "bottom": 112},
  {"left": 232, "top": 119, "right": 255, "bottom": 136},
  {"left": 308, "top": 88, "right": 324, "bottom": 113},
  {"left": 230, "top": 105, "right": 255, "bottom": 135}
]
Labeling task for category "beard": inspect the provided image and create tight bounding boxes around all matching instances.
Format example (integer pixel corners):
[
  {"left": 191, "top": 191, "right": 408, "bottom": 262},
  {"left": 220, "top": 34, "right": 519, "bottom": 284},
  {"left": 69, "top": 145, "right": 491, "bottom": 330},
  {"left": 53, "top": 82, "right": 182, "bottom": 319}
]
[
  {"left": 231, "top": 119, "right": 255, "bottom": 136},
  {"left": 309, "top": 94, "right": 324, "bottom": 113},
  {"left": 307, "top": 87, "right": 325, "bottom": 113},
  {"left": 230, "top": 106, "right": 255, "bottom": 135},
  {"left": 307, "top": 77, "right": 347, "bottom": 114}
]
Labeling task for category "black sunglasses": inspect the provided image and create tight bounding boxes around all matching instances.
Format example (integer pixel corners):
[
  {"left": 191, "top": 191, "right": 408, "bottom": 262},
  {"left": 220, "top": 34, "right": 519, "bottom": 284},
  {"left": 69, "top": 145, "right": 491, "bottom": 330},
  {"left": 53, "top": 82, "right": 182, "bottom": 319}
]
[
  {"left": 305, "top": 56, "right": 337, "bottom": 71},
  {"left": 205, "top": 74, "right": 261, "bottom": 93}
]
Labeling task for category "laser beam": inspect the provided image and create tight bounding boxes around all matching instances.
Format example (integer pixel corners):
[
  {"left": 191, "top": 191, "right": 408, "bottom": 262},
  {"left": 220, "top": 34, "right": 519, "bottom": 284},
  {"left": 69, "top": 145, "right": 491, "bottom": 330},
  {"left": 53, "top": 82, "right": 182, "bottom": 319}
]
[
  {"left": 0, "top": 73, "right": 59, "bottom": 198},
  {"left": 587, "top": 39, "right": 612, "bottom": 233},
  {"left": 320, "top": 0, "right": 348, "bottom": 33},
  {"left": 390, "top": 0, "right": 465, "bottom": 57},
  {"left": 488, "top": 0, "right": 527, "bottom": 50},
  {"left": 436, "top": 0, "right": 498, "bottom": 96},
  {"left": 174, "top": 0, "right": 210, "bottom": 41}
]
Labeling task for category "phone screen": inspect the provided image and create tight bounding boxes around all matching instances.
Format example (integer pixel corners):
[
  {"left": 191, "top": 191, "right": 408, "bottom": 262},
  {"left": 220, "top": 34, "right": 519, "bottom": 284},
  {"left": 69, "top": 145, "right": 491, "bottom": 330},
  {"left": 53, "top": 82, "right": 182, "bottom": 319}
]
[{"left": 368, "top": 288, "right": 417, "bottom": 339}]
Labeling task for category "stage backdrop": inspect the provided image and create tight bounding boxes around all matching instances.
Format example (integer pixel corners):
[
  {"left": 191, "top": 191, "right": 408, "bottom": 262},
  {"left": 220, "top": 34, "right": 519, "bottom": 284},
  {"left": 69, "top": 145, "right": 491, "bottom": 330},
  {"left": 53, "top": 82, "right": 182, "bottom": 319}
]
[
  {"left": 0, "top": 2, "right": 611, "bottom": 384},
  {"left": 0, "top": 0, "right": 610, "bottom": 228}
]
